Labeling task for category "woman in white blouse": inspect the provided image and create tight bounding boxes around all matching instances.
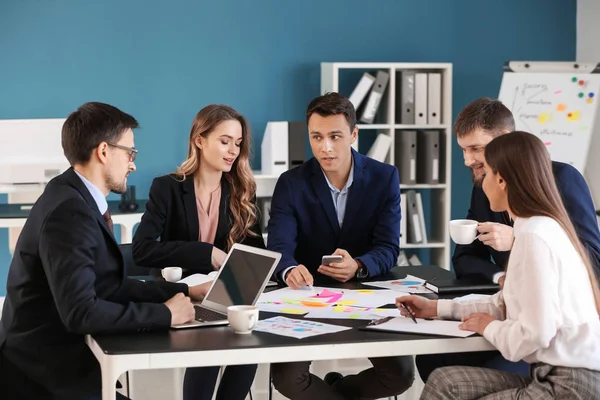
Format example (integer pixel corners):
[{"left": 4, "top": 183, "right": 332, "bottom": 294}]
[{"left": 398, "top": 131, "right": 600, "bottom": 399}]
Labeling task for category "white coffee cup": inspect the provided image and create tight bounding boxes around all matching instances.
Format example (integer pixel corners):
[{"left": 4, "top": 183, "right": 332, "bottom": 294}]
[
  {"left": 161, "top": 267, "right": 182, "bottom": 282},
  {"left": 449, "top": 219, "right": 479, "bottom": 244},
  {"left": 227, "top": 305, "right": 259, "bottom": 334}
]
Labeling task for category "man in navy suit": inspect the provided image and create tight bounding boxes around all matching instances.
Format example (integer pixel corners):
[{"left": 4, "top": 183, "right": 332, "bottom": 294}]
[
  {"left": 0, "top": 102, "right": 209, "bottom": 399},
  {"left": 267, "top": 93, "right": 414, "bottom": 400},
  {"left": 416, "top": 97, "right": 600, "bottom": 382}
]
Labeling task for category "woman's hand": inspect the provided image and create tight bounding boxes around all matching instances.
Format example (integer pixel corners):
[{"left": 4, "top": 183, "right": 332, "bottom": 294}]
[
  {"left": 396, "top": 295, "right": 438, "bottom": 319},
  {"left": 459, "top": 313, "right": 496, "bottom": 335},
  {"left": 211, "top": 247, "right": 227, "bottom": 270}
]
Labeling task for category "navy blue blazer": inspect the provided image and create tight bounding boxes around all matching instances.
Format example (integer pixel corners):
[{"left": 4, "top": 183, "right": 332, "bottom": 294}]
[
  {"left": 453, "top": 161, "right": 600, "bottom": 281},
  {"left": 267, "top": 150, "right": 401, "bottom": 282}
]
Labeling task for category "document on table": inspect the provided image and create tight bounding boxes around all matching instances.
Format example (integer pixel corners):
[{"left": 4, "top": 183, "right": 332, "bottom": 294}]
[
  {"left": 257, "top": 286, "right": 400, "bottom": 316},
  {"left": 304, "top": 306, "right": 401, "bottom": 320},
  {"left": 364, "top": 316, "right": 476, "bottom": 338},
  {"left": 362, "top": 274, "right": 433, "bottom": 294},
  {"left": 178, "top": 272, "right": 217, "bottom": 286},
  {"left": 254, "top": 316, "right": 351, "bottom": 339}
]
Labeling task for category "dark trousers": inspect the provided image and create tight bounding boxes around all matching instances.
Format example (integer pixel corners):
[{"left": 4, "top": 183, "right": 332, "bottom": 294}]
[
  {"left": 183, "top": 364, "right": 258, "bottom": 400},
  {"left": 416, "top": 350, "right": 529, "bottom": 383},
  {"left": 271, "top": 356, "right": 414, "bottom": 400},
  {"left": 0, "top": 350, "right": 129, "bottom": 400}
]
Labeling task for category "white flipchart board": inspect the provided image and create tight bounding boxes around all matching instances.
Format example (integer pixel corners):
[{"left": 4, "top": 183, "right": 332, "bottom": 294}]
[{"left": 498, "top": 61, "right": 600, "bottom": 208}]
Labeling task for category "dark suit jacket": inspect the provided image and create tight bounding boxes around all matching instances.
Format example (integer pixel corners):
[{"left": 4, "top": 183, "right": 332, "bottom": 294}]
[
  {"left": 0, "top": 168, "right": 186, "bottom": 399},
  {"left": 453, "top": 161, "right": 600, "bottom": 281},
  {"left": 132, "top": 174, "right": 265, "bottom": 276},
  {"left": 267, "top": 150, "right": 401, "bottom": 283}
]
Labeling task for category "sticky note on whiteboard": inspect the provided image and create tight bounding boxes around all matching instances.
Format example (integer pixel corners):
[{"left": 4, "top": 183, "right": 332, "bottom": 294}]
[{"left": 567, "top": 111, "right": 581, "bottom": 121}]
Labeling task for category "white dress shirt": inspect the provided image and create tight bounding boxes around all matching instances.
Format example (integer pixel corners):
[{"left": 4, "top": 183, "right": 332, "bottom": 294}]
[
  {"left": 74, "top": 170, "right": 108, "bottom": 214},
  {"left": 438, "top": 216, "right": 600, "bottom": 370}
]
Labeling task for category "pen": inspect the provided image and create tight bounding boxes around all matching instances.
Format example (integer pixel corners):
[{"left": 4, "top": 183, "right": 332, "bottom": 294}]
[{"left": 401, "top": 302, "right": 418, "bottom": 324}]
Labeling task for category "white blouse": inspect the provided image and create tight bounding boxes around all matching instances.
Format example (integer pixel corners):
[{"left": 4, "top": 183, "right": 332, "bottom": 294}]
[{"left": 438, "top": 216, "right": 600, "bottom": 370}]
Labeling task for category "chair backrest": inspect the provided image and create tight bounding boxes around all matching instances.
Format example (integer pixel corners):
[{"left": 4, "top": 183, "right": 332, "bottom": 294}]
[{"left": 118, "top": 243, "right": 154, "bottom": 277}]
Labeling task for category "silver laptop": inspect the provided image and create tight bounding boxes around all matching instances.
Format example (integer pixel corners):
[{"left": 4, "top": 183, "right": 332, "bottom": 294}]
[{"left": 172, "top": 243, "right": 281, "bottom": 329}]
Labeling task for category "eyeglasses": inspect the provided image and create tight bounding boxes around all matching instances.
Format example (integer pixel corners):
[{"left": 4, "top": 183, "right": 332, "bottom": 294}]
[{"left": 107, "top": 143, "right": 138, "bottom": 162}]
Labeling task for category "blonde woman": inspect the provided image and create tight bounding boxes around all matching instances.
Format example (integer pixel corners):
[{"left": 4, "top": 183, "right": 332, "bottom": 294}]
[{"left": 133, "top": 104, "right": 264, "bottom": 400}]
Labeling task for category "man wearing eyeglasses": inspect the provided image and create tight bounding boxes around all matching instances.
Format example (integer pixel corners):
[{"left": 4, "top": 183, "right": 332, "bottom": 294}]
[{"left": 0, "top": 102, "right": 210, "bottom": 399}]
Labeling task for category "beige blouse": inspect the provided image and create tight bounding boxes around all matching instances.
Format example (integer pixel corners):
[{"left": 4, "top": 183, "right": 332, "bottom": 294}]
[{"left": 195, "top": 185, "right": 221, "bottom": 244}]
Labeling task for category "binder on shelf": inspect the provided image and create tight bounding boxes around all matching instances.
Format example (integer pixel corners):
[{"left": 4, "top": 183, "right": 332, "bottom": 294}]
[
  {"left": 360, "top": 70, "right": 390, "bottom": 124},
  {"left": 427, "top": 73, "right": 442, "bottom": 125},
  {"left": 261, "top": 121, "right": 307, "bottom": 175},
  {"left": 399, "top": 70, "right": 415, "bottom": 124},
  {"left": 261, "top": 122, "right": 289, "bottom": 175},
  {"left": 406, "top": 190, "right": 423, "bottom": 244},
  {"left": 400, "top": 193, "right": 407, "bottom": 246},
  {"left": 415, "top": 192, "right": 427, "bottom": 243},
  {"left": 366, "top": 133, "right": 392, "bottom": 162},
  {"left": 417, "top": 130, "right": 440, "bottom": 184},
  {"left": 288, "top": 121, "right": 307, "bottom": 169},
  {"left": 414, "top": 73, "right": 428, "bottom": 125},
  {"left": 395, "top": 130, "right": 417, "bottom": 185},
  {"left": 349, "top": 72, "right": 376, "bottom": 110}
]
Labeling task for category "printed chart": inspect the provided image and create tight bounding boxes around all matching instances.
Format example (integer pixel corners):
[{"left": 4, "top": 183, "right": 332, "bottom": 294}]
[{"left": 254, "top": 316, "right": 351, "bottom": 339}]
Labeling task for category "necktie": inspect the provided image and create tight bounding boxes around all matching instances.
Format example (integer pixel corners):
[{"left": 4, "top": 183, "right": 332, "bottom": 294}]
[{"left": 103, "top": 210, "right": 114, "bottom": 234}]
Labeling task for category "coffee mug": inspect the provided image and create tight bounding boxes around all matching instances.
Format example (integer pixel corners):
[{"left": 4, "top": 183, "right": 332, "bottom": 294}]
[
  {"left": 227, "top": 305, "right": 259, "bottom": 334},
  {"left": 449, "top": 219, "right": 479, "bottom": 244},
  {"left": 161, "top": 267, "right": 182, "bottom": 282}
]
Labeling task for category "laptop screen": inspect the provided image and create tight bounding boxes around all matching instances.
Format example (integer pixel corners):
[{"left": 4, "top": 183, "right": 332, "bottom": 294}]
[{"left": 204, "top": 248, "right": 277, "bottom": 307}]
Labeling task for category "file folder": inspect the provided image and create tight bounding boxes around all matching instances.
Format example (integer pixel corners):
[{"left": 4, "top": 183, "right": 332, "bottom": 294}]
[
  {"left": 361, "top": 70, "right": 390, "bottom": 124},
  {"left": 399, "top": 71, "right": 415, "bottom": 124},
  {"left": 427, "top": 73, "right": 441, "bottom": 125},
  {"left": 395, "top": 130, "right": 417, "bottom": 185},
  {"left": 417, "top": 130, "right": 440, "bottom": 184},
  {"left": 366, "top": 133, "right": 392, "bottom": 162},
  {"left": 414, "top": 73, "right": 428, "bottom": 125},
  {"left": 406, "top": 190, "right": 423, "bottom": 244},
  {"left": 349, "top": 72, "right": 376, "bottom": 110},
  {"left": 288, "top": 121, "right": 307, "bottom": 169},
  {"left": 261, "top": 122, "right": 289, "bottom": 175},
  {"left": 424, "top": 277, "right": 499, "bottom": 294},
  {"left": 400, "top": 193, "right": 407, "bottom": 246}
]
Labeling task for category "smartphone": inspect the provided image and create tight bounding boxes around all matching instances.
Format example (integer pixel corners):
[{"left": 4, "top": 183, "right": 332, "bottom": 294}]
[{"left": 321, "top": 255, "right": 343, "bottom": 266}]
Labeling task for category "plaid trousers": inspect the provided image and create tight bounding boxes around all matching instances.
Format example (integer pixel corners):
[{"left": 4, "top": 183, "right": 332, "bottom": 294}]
[{"left": 420, "top": 362, "right": 600, "bottom": 399}]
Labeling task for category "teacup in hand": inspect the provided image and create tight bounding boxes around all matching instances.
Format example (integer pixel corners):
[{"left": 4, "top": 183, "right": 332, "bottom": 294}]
[
  {"left": 162, "top": 267, "right": 183, "bottom": 282},
  {"left": 227, "top": 305, "right": 259, "bottom": 334},
  {"left": 449, "top": 219, "right": 479, "bottom": 244}
]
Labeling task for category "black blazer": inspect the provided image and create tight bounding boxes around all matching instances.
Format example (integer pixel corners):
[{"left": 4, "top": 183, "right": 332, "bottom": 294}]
[
  {"left": 453, "top": 161, "right": 600, "bottom": 281},
  {"left": 0, "top": 168, "right": 186, "bottom": 399},
  {"left": 132, "top": 174, "right": 265, "bottom": 276}
]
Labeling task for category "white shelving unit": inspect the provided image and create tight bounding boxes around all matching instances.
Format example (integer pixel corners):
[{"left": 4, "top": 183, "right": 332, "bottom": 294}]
[{"left": 321, "top": 62, "right": 453, "bottom": 269}]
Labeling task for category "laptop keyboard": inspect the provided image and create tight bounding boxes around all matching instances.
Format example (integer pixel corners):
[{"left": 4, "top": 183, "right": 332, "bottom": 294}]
[{"left": 194, "top": 305, "right": 226, "bottom": 322}]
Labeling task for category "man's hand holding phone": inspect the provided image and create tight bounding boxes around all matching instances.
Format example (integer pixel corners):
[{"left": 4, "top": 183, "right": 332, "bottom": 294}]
[{"left": 318, "top": 249, "right": 359, "bottom": 283}]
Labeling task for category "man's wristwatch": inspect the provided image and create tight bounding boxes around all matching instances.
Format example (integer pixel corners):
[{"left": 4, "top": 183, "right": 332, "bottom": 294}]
[{"left": 355, "top": 261, "right": 368, "bottom": 279}]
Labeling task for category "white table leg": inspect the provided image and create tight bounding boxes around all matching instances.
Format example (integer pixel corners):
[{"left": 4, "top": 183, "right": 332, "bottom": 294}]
[
  {"left": 102, "top": 367, "right": 120, "bottom": 400},
  {"left": 120, "top": 224, "right": 132, "bottom": 244}
]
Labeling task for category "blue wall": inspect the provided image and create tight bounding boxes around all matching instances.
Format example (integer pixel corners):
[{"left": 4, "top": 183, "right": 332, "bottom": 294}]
[{"left": 0, "top": 0, "right": 576, "bottom": 295}]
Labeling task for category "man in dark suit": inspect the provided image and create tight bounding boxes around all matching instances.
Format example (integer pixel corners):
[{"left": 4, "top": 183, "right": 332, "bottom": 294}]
[
  {"left": 416, "top": 97, "right": 600, "bottom": 382},
  {"left": 0, "top": 102, "right": 209, "bottom": 399},
  {"left": 267, "top": 93, "right": 414, "bottom": 400}
]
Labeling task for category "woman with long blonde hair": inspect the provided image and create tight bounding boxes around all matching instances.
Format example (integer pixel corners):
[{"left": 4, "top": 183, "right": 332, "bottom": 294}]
[
  {"left": 398, "top": 131, "right": 600, "bottom": 399},
  {"left": 132, "top": 104, "right": 263, "bottom": 400}
]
